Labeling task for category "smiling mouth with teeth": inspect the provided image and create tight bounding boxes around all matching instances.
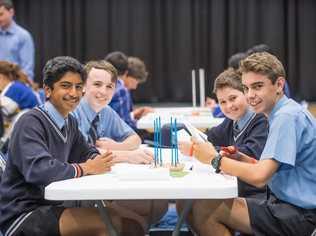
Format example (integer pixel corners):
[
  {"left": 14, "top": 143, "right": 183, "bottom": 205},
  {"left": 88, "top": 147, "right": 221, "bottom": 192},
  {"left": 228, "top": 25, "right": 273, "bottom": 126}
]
[{"left": 65, "top": 99, "right": 79, "bottom": 104}]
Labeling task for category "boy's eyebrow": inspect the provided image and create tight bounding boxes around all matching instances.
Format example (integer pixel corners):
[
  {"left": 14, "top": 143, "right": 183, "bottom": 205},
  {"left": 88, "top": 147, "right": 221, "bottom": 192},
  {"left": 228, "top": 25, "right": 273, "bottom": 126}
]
[
  {"left": 92, "top": 79, "right": 103, "bottom": 82},
  {"left": 59, "top": 81, "right": 84, "bottom": 85},
  {"left": 250, "top": 81, "right": 264, "bottom": 86},
  {"left": 59, "top": 81, "right": 72, "bottom": 84},
  {"left": 243, "top": 81, "right": 264, "bottom": 89}
]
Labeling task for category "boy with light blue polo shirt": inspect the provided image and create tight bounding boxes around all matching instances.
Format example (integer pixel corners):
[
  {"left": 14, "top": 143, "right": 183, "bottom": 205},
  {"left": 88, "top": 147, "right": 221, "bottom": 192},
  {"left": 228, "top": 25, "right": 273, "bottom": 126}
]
[
  {"left": 72, "top": 60, "right": 155, "bottom": 164},
  {"left": 74, "top": 97, "right": 135, "bottom": 146},
  {"left": 181, "top": 52, "right": 316, "bottom": 236},
  {"left": 72, "top": 60, "right": 168, "bottom": 233}
]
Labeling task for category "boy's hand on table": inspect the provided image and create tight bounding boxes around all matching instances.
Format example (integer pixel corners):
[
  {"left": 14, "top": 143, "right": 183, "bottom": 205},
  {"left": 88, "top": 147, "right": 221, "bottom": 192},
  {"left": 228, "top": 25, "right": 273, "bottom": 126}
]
[
  {"left": 127, "top": 148, "right": 153, "bottom": 164},
  {"left": 133, "top": 106, "right": 154, "bottom": 120},
  {"left": 80, "top": 151, "right": 114, "bottom": 175}
]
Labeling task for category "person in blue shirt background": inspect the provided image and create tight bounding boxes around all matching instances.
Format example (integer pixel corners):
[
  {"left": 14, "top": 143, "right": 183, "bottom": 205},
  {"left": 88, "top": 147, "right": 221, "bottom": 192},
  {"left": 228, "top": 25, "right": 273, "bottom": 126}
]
[
  {"left": 0, "top": 0, "right": 34, "bottom": 82},
  {"left": 0, "top": 60, "right": 38, "bottom": 117},
  {"left": 180, "top": 52, "right": 316, "bottom": 236},
  {"left": 105, "top": 52, "right": 154, "bottom": 131},
  {"left": 0, "top": 60, "right": 39, "bottom": 155}
]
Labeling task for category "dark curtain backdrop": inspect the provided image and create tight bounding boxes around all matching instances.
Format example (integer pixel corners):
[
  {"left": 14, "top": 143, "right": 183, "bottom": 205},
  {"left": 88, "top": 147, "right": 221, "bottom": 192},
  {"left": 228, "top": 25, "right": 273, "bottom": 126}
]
[{"left": 13, "top": 0, "right": 316, "bottom": 102}]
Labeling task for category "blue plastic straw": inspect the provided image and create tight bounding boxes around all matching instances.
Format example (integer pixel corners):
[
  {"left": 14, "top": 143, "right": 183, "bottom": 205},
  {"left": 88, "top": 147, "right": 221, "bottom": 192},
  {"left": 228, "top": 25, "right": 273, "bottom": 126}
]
[
  {"left": 159, "top": 117, "right": 162, "bottom": 166},
  {"left": 172, "top": 118, "right": 175, "bottom": 166},
  {"left": 156, "top": 118, "right": 159, "bottom": 167},
  {"left": 175, "top": 118, "right": 179, "bottom": 165},
  {"left": 154, "top": 119, "right": 157, "bottom": 166},
  {"left": 170, "top": 117, "right": 174, "bottom": 166}
]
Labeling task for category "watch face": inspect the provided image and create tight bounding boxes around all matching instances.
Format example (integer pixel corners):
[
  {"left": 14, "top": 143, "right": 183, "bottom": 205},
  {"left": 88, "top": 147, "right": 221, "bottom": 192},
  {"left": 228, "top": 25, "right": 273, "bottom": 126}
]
[
  {"left": 211, "top": 154, "right": 222, "bottom": 172},
  {"left": 211, "top": 158, "right": 219, "bottom": 169}
]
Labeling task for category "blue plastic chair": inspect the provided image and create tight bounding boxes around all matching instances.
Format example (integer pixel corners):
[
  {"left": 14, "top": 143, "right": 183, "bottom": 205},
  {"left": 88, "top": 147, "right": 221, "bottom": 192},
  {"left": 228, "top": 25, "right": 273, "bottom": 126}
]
[{"left": 0, "top": 152, "right": 6, "bottom": 236}]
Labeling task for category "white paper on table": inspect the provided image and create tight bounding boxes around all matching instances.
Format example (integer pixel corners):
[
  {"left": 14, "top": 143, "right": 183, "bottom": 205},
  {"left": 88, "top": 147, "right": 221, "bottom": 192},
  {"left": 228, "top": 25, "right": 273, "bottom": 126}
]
[
  {"left": 177, "top": 128, "right": 191, "bottom": 142},
  {"left": 111, "top": 163, "right": 170, "bottom": 181},
  {"left": 182, "top": 120, "right": 207, "bottom": 142}
]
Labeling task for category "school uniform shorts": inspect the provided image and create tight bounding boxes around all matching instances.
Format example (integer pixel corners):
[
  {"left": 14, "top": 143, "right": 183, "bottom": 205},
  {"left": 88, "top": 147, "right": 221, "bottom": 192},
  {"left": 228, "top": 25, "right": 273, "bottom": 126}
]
[{"left": 246, "top": 195, "right": 316, "bottom": 236}]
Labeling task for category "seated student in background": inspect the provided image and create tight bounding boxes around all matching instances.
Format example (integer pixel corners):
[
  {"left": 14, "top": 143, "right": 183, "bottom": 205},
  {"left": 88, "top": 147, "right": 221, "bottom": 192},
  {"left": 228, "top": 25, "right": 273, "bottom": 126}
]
[
  {"left": 0, "top": 60, "right": 38, "bottom": 117},
  {"left": 72, "top": 60, "right": 153, "bottom": 164},
  {"left": 179, "top": 68, "right": 268, "bottom": 198},
  {"left": 0, "top": 56, "right": 144, "bottom": 236},
  {"left": 105, "top": 51, "right": 153, "bottom": 131},
  {"left": 180, "top": 52, "right": 316, "bottom": 236}
]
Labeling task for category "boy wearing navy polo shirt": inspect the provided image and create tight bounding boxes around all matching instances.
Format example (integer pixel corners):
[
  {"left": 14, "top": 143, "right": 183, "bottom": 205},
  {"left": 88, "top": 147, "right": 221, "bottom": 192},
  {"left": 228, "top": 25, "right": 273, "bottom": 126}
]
[{"left": 184, "top": 52, "right": 316, "bottom": 236}]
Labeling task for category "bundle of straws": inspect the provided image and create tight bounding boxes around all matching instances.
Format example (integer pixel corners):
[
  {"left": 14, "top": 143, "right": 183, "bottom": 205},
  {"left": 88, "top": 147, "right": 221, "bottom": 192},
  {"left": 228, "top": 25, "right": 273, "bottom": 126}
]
[
  {"left": 170, "top": 117, "right": 179, "bottom": 167},
  {"left": 154, "top": 117, "right": 163, "bottom": 167}
]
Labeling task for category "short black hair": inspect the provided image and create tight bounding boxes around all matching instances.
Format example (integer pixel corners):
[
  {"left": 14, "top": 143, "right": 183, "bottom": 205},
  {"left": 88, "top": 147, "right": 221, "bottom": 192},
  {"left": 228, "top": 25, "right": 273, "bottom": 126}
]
[
  {"left": 0, "top": 0, "right": 14, "bottom": 9},
  {"left": 43, "top": 56, "right": 86, "bottom": 89},
  {"left": 228, "top": 52, "right": 247, "bottom": 70},
  {"left": 246, "top": 44, "right": 271, "bottom": 56},
  {"left": 105, "top": 51, "right": 128, "bottom": 76}
]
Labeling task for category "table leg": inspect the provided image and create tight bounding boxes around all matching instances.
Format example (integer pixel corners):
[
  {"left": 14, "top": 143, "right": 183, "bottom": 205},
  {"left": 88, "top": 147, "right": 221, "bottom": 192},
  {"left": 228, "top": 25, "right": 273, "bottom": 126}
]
[
  {"left": 96, "top": 200, "right": 119, "bottom": 236},
  {"left": 172, "top": 199, "right": 193, "bottom": 236}
]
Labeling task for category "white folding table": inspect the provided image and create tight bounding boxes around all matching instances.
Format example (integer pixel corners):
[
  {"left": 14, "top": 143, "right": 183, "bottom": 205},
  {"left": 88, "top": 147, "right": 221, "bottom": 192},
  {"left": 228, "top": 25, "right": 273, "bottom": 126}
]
[
  {"left": 136, "top": 107, "right": 224, "bottom": 130},
  {"left": 45, "top": 150, "right": 237, "bottom": 236}
]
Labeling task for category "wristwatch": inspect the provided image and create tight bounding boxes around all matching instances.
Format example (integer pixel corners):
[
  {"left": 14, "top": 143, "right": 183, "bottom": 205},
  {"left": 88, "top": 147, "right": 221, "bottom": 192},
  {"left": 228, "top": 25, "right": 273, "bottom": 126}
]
[{"left": 211, "top": 152, "right": 222, "bottom": 173}]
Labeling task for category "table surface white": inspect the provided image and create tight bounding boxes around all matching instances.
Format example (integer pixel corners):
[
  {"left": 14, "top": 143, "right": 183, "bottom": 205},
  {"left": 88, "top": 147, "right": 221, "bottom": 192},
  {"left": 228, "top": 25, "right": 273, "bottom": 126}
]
[
  {"left": 45, "top": 149, "right": 237, "bottom": 201},
  {"left": 137, "top": 107, "right": 224, "bottom": 129}
]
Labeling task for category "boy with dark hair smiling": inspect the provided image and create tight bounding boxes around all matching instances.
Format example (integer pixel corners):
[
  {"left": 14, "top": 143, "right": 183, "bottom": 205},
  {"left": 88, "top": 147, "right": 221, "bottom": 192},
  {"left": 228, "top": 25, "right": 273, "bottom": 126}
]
[{"left": 0, "top": 56, "right": 140, "bottom": 236}]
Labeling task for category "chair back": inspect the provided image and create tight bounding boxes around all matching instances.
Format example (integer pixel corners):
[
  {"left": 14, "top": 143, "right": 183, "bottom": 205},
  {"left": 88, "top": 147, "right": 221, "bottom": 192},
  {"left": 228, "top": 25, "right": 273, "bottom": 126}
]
[{"left": 0, "top": 151, "right": 7, "bottom": 180}]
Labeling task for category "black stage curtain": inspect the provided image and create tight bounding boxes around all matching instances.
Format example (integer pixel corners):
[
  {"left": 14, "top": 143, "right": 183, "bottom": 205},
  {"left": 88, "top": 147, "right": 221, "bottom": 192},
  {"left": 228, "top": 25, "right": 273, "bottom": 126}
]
[{"left": 14, "top": 0, "right": 316, "bottom": 102}]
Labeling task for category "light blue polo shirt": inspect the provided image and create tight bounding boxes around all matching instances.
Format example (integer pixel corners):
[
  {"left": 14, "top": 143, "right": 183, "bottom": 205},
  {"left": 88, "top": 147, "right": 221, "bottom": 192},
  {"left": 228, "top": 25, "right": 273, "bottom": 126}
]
[
  {"left": 0, "top": 21, "right": 34, "bottom": 81},
  {"left": 43, "top": 101, "right": 67, "bottom": 129},
  {"left": 261, "top": 96, "right": 316, "bottom": 209},
  {"left": 72, "top": 97, "right": 135, "bottom": 142}
]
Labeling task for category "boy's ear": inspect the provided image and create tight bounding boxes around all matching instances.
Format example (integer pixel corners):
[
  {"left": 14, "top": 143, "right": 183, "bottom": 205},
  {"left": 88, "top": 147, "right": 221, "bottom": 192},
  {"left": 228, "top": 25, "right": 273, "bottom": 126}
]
[
  {"left": 276, "top": 77, "right": 285, "bottom": 94},
  {"left": 43, "top": 85, "right": 52, "bottom": 99},
  {"left": 9, "top": 8, "right": 15, "bottom": 17},
  {"left": 121, "top": 71, "right": 129, "bottom": 80}
]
